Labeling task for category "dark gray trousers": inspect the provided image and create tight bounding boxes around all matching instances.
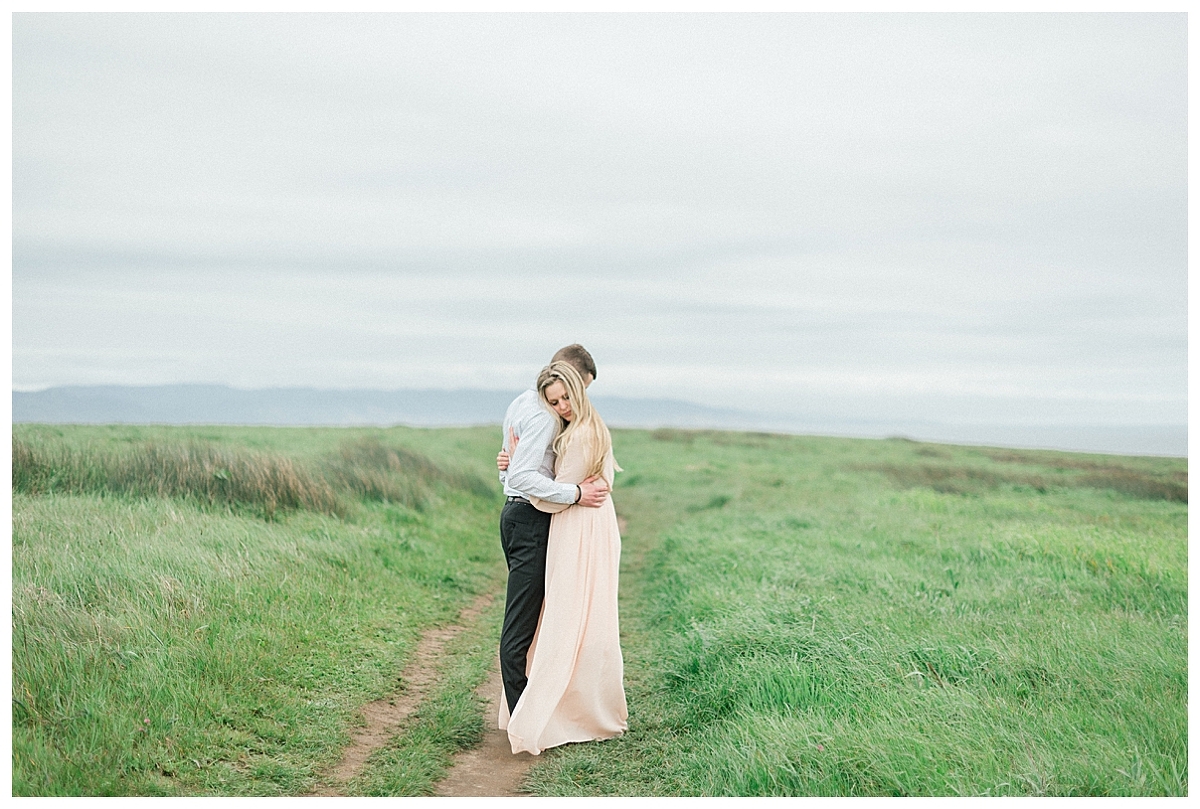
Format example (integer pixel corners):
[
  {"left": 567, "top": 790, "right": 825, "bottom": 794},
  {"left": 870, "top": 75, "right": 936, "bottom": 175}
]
[{"left": 499, "top": 500, "right": 551, "bottom": 714}]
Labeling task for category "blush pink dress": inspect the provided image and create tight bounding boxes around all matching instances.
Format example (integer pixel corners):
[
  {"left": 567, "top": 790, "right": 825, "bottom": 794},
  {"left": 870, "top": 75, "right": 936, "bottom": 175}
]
[{"left": 498, "top": 428, "right": 628, "bottom": 755}]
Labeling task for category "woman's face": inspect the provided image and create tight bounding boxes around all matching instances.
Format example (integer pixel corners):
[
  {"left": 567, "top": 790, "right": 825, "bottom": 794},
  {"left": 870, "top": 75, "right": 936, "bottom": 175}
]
[{"left": 543, "top": 380, "right": 573, "bottom": 422}]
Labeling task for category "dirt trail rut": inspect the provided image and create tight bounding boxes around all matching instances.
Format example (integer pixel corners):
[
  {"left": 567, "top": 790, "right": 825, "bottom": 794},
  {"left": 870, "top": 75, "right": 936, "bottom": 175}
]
[
  {"left": 307, "top": 591, "right": 497, "bottom": 797},
  {"left": 312, "top": 515, "right": 628, "bottom": 796},
  {"left": 434, "top": 661, "right": 538, "bottom": 796}
]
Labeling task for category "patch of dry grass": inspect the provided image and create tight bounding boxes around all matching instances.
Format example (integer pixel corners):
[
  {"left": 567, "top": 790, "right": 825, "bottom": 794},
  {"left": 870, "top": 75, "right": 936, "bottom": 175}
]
[
  {"left": 981, "top": 449, "right": 1187, "bottom": 502},
  {"left": 325, "top": 436, "right": 492, "bottom": 508},
  {"left": 12, "top": 433, "right": 495, "bottom": 519},
  {"left": 866, "top": 462, "right": 1025, "bottom": 496},
  {"left": 861, "top": 456, "right": 1185, "bottom": 503},
  {"left": 13, "top": 436, "right": 345, "bottom": 518}
]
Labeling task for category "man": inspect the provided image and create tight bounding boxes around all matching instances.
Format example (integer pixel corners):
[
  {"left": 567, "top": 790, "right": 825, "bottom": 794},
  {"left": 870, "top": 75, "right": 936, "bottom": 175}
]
[{"left": 498, "top": 344, "right": 610, "bottom": 716}]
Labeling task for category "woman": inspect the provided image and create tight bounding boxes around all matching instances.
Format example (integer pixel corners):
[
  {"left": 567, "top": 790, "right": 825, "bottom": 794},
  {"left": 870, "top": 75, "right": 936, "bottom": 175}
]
[{"left": 496, "top": 360, "right": 628, "bottom": 755}]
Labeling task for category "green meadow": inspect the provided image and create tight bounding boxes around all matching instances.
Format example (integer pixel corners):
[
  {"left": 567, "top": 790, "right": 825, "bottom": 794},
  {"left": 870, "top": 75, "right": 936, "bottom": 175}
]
[{"left": 11, "top": 423, "right": 1187, "bottom": 796}]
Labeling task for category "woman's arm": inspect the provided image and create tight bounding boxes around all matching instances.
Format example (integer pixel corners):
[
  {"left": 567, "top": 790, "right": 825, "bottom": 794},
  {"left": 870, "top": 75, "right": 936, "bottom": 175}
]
[
  {"left": 529, "top": 489, "right": 577, "bottom": 514},
  {"left": 529, "top": 431, "right": 601, "bottom": 513}
]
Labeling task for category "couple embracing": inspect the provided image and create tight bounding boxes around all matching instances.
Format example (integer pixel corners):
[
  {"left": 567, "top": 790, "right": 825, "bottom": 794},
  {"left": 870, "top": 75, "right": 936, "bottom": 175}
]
[{"left": 495, "top": 344, "right": 628, "bottom": 756}]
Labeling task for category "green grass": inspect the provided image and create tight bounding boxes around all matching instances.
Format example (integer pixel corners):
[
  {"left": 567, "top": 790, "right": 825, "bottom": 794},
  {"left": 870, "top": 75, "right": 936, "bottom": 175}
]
[
  {"left": 524, "top": 430, "right": 1187, "bottom": 796},
  {"left": 13, "top": 427, "right": 491, "bottom": 518},
  {"left": 12, "top": 424, "right": 505, "bottom": 796},
  {"left": 12, "top": 424, "right": 1187, "bottom": 796},
  {"left": 347, "top": 595, "right": 504, "bottom": 796}
]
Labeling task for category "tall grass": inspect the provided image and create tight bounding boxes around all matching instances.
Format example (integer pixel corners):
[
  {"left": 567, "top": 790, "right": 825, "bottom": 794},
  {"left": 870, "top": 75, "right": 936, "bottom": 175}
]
[
  {"left": 12, "top": 432, "right": 492, "bottom": 519},
  {"left": 13, "top": 425, "right": 1187, "bottom": 796},
  {"left": 13, "top": 435, "right": 344, "bottom": 517},
  {"left": 12, "top": 424, "right": 506, "bottom": 796},
  {"left": 524, "top": 432, "right": 1187, "bottom": 797},
  {"left": 324, "top": 437, "right": 494, "bottom": 508},
  {"left": 863, "top": 451, "right": 1186, "bottom": 502}
]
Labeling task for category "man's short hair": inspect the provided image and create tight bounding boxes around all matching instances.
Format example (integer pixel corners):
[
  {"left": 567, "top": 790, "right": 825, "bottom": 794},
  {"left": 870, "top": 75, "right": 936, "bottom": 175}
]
[{"left": 551, "top": 344, "right": 597, "bottom": 381}]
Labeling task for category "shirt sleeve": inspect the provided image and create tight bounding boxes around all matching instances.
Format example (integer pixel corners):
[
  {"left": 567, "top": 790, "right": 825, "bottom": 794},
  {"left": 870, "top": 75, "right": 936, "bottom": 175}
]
[
  {"left": 530, "top": 430, "right": 592, "bottom": 514},
  {"left": 506, "top": 411, "right": 578, "bottom": 504}
]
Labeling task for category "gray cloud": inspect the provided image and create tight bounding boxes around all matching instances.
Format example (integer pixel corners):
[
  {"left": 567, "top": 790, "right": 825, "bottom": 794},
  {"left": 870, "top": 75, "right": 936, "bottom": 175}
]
[{"left": 12, "top": 13, "right": 1187, "bottom": 436}]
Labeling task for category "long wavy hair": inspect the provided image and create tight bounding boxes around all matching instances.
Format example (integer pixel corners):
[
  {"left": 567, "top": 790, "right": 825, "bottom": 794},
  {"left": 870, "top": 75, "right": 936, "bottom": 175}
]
[{"left": 536, "top": 361, "right": 614, "bottom": 482}]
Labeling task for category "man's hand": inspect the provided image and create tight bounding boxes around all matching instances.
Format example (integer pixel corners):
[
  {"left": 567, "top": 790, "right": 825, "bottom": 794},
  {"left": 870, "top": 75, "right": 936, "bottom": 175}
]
[
  {"left": 576, "top": 475, "right": 610, "bottom": 508},
  {"left": 496, "top": 450, "right": 510, "bottom": 471}
]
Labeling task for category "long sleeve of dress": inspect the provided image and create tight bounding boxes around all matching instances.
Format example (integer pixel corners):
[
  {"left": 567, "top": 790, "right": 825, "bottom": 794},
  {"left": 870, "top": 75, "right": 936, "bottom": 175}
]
[{"left": 530, "top": 431, "right": 602, "bottom": 514}]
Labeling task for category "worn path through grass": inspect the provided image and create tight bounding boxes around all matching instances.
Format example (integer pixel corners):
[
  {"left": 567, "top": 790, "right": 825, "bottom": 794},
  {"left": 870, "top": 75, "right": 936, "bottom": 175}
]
[
  {"left": 12, "top": 424, "right": 509, "bottom": 796},
  {"left": 12, "top": 424, "right": 1187, "bottom": 796},
  {"left": 308, "top": 591, "right": 499, "bottom": 796}
]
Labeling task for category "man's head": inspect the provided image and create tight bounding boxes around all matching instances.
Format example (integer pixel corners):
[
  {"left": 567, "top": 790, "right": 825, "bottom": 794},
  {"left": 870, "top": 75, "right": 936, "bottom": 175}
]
[{"left": 550, "top": 344, "right": 596, "bottom": 387}]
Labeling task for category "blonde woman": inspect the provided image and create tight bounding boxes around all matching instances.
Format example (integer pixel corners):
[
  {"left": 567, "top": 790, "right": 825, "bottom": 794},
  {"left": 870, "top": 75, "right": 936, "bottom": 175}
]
[{"left": 497, "top": 361, "right": 628, "bottom": 755}]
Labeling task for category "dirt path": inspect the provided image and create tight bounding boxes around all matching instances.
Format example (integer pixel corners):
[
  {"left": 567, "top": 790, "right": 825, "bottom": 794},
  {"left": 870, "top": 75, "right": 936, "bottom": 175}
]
[
  {"left": 306, "top": 591, "right": 497, "bottom": 797},
  {"left": 434, "top": 661, "right": 538, "bottom": 796},
  {"left": 311, "top": 515, "right": 630, "bottom": 797}
]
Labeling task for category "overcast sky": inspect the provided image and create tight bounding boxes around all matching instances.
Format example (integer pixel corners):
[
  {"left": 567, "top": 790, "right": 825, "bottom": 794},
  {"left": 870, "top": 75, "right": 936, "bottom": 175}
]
[{"left": 11, "top": 13, "right": 1187, "bottom": 429}]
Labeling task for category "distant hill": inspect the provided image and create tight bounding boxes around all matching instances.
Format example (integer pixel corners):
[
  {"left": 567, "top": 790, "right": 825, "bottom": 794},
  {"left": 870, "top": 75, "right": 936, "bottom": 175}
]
[
  {"left": 11, "top": 384, "right": 772, "bottom": 431},
  {"left": 12, "top": 384, "right": 1185, "bottom": 457}
]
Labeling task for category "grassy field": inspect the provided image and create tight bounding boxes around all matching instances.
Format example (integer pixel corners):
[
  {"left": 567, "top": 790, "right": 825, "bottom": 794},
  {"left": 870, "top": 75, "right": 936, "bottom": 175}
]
[
  {"left": 11, "top": 423, "right": 1188, "bottom": 796},
  {"left": 530, "top": 429, "right": 1187, "bottom": 796},
  {"left": 11, "top": 423, "right": 505, "bottom": 796}
]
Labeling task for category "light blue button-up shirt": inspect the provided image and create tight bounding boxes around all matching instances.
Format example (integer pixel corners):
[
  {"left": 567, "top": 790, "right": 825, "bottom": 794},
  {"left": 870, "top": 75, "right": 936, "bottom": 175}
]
[{"left": 499, "top": 389, "right": 578, "bottom": 504}]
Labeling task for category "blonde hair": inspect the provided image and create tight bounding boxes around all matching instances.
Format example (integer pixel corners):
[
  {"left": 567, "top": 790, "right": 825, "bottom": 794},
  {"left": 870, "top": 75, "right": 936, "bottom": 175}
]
[{"left": 537, "top": 361, "right": 614, "bottom": 483}]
